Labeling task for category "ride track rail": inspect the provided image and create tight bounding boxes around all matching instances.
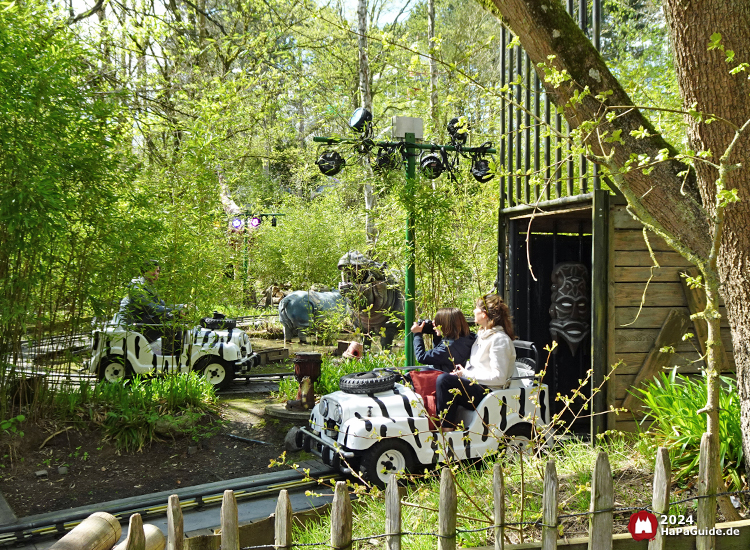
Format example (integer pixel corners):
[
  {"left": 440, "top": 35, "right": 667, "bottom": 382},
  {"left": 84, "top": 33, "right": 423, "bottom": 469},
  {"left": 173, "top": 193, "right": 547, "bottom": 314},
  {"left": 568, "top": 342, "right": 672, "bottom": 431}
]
[{"left": 0, "top": 462, "right": 340, "bottom": 546}]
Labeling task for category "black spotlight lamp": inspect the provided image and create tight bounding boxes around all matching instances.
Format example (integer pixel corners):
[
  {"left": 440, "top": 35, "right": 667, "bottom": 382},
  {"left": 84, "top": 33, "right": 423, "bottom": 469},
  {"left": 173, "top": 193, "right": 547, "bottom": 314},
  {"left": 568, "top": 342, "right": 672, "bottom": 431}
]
[
  {"left": 271, "top": 216, "right": 277, "bottom": 227},
  {"left": 372, "top": 145, "right": 400, "bottom": 173},
  {"left": 316, "top": 150, "right": 345, "bottom": 176},
  {"left": 447, "top": 117, "right": 468, "bottom": 145},
  {"left": 470, "top": 157, "right": 494, "bottom": 183},
  {"left": 419, "top": 151, "right": 444, "bottom": 179},
  {"left": 349, "top": 107, "right": 373, "bottom": 133}
]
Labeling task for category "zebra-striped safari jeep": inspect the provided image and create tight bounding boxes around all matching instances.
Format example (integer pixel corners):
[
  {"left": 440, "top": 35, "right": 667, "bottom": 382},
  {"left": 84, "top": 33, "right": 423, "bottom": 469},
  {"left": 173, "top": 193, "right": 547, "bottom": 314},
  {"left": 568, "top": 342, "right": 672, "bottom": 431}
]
[
  {"left": 299, "top": 340, "right": 551, "bottom": 487},
  {"left": 87, "top": 314, "right": 259, "bottom": 390}
]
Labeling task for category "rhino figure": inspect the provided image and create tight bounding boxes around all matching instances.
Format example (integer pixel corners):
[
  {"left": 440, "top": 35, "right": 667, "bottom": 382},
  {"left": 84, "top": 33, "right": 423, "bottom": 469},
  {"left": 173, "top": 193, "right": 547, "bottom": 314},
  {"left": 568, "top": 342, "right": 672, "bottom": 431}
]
[
  {"left": 278, "top": 289, "right": 346, "bottom": 343},
  {"left": 337, "top": 250, "right": 404, "bottom": 349}
]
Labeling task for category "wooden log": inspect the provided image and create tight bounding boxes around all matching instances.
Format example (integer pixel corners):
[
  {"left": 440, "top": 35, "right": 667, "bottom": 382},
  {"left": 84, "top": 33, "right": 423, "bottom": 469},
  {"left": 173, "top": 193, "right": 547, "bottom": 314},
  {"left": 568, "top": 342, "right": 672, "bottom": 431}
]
[
  {"left": 275, "top": 490, "right": 292, "bottom": 550},
  {"left": 587, "top": 452, "right": 613, "bottom": 550},
  {"left": 621, "top": 309, "right": 691, "bottom": 414},
  {"left": 649, "top": 448, "right": 671, "bottom": 550},
  {"left": 113, "top": 524, "right": 166, "bottom": 550},
  {"left": 48, "top": 511, "right": 122, "bottom": 550},
  {"left": 386, "top": 474, "right": 401, "bottom": 550},
  {"left": 331, "top": 481, "right": 352, "bottom": 550},
  {"left": 168, "top": 494, "right": 184, "bottom": 550},
  {"left": 493, "top": 464, "right": 505, "bottom": 550},
  {"left": 541, "top": 461, "right": 558, "bottom": 550},
  {"left": 697, "top": 433, "right": 716, "bottom": 550},
  {"left": 439, "top": 467, "right": 457, "bottom": 550},
  {"left": 221, "top": 490, "right": 239, "bottom": 550}
]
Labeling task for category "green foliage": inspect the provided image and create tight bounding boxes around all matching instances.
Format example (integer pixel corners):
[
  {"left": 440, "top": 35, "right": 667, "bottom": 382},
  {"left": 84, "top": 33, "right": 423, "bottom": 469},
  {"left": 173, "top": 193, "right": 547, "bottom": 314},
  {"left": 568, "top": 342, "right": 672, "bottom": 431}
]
[
  {"left": 276, "top": 351, "right": 406, "bottom": 401},
  {"left": 637, "top": 371, "right": 744, "bottom": 490},
  {"left": 0, "top": 415, "right": 25, "bottom": 438},
  {"left": 250, "top": 194, "right": 366, "bottom": 289},
  {"left": 290, "top": 438, "right": 656, "bottom": 546},
  {"left": 50, "top": 374, "right": 218, "bottom": 452}
]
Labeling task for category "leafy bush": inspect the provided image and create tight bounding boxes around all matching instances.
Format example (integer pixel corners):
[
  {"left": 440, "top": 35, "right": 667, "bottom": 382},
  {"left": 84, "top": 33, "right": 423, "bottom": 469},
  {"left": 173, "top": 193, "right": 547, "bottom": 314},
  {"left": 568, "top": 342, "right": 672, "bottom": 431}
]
[
  {"left": 636, "top": 371, "right": 744, "bottom": 490},
  {"left": 250, "top": 194, "right": 366, "bottom": 290},
  {"left": 51, "top": 373, "right": 219, "bottom": 451},
  {"left": 276, "top": 350, "right": 406, "bottom": 401}
]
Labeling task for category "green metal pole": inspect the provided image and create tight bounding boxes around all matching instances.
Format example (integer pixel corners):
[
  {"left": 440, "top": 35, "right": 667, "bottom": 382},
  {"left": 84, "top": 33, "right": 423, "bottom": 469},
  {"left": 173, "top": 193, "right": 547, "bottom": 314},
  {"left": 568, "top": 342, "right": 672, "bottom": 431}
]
[{"left": 404, "top": 133, "right": 416, "bottom": 367}]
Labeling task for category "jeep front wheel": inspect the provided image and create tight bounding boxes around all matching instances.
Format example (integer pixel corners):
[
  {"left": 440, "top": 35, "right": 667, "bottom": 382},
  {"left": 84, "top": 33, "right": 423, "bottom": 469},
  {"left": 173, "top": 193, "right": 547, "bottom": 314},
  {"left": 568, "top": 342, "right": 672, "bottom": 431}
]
[
  {"left": 99, "top": 356, "right": 131, "bottom": 383},
  {"left": 195, "top": 357, "right": 234, "bottom": 390},
  {"left": 359, "top": 439, "right": 415, "bottom": 488}
]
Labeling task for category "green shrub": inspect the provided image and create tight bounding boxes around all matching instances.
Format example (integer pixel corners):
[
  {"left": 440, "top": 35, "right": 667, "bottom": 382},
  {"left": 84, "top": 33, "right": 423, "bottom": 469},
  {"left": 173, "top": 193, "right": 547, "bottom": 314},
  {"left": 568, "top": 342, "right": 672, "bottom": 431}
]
[
  {"left": 276, "top": 350, "right": 406, "bottom": 401},
  {"left": 636, "top": 371, "right": 743, "bottom": 490},
  {"left": 50, "top": 373, "right": 219, "bottom": 451}
]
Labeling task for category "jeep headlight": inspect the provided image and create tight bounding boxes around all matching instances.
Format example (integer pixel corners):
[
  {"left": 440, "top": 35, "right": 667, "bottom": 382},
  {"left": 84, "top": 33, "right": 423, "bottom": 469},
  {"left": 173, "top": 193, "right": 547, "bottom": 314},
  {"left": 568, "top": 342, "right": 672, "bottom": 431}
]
[
  {"left": 320, "top": 398, "right": 329, "bottom": 417},
  {"left": 332, "top": 403, "right": 343, "bottom": 423}
]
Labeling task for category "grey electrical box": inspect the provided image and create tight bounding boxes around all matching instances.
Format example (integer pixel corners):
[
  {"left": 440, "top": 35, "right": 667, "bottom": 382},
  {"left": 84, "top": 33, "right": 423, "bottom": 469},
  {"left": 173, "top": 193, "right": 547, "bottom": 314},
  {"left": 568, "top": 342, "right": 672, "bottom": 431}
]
[{"left": 391, "top": 116, "right": 424, "bottom": 140}]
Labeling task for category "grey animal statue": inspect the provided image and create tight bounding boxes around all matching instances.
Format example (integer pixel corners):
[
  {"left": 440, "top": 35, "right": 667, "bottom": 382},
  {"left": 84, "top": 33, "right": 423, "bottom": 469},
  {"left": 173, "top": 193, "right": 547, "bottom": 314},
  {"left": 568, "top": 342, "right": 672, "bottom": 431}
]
[
  {"left": 278, "top": 289, "right": 346, "bottom": 343},
  {"left": 338, "top": 250, "right": 404, "bottom": 348}
]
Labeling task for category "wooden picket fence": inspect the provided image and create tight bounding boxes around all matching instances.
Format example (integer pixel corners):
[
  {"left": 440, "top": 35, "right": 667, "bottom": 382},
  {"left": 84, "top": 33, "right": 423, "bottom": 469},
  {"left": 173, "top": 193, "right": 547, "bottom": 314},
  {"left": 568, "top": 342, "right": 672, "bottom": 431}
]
[{"left": 49, "top": 446, "right": 750, "bottom": 550}]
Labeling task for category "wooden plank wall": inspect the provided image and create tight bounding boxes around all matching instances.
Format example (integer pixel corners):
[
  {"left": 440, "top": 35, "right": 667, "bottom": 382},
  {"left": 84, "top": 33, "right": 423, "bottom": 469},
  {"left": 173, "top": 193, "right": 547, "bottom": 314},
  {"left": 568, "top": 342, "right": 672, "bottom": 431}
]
[{"left": 606, "top": 205, "right": 735, "bottom": 433}]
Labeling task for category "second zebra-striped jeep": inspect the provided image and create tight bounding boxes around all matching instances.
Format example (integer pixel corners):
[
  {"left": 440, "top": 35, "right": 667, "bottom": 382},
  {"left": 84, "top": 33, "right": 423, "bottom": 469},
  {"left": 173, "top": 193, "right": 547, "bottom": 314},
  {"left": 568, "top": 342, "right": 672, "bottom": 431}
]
[{"left": 298, "top": 340, "right": 551, "bottom": 487}]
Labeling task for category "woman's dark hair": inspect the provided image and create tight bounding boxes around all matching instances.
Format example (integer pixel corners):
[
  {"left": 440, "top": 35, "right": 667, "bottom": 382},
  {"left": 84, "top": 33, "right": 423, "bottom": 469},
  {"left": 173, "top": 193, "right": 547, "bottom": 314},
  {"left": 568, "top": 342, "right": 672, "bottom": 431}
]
[
  {"left": 476, "top": 293, "right": 516, "bottom": 339},
  {"left": 434, "top": 308, "right": 470, "bottom": 340}
]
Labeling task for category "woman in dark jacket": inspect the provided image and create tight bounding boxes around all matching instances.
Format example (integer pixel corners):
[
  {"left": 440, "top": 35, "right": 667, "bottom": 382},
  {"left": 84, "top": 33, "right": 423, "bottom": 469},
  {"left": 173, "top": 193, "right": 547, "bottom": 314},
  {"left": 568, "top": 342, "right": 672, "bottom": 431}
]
[{"left": 411, "top": 308, "right": 476, "bottom": 372}]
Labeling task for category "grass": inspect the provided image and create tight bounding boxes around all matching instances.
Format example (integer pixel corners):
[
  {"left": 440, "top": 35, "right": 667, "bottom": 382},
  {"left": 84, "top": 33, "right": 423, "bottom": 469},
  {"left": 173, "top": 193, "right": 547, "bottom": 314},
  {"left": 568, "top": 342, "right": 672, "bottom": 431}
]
[
  {"left": 48, "top": 373, "right": 220, "bottom": 451},
  {"left": 290, "top": 436, "right": 664, "bottom": 548},
  {"left": 275, "top": 350, "right": 407, "bottom": 401},
  {"left": 636, "top": 371, "right": 744, "bottom": 491}
]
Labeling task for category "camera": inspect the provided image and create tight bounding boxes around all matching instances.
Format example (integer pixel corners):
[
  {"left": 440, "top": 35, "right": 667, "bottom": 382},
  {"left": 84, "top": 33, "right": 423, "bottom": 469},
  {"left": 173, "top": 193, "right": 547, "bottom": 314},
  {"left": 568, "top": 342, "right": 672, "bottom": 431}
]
[{"left": 418, "top": 319, "right": 435, "bottom": 335}]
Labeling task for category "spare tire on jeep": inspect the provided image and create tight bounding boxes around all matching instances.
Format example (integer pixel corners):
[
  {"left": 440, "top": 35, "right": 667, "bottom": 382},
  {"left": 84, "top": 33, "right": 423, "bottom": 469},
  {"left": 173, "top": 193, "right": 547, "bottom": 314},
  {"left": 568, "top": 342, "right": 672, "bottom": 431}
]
[
  {"left": 339, "top": 370, "right": 399, "bottom": 394},
  {"left": 200, "top": 317, "right": 237, "bottom": 330}
]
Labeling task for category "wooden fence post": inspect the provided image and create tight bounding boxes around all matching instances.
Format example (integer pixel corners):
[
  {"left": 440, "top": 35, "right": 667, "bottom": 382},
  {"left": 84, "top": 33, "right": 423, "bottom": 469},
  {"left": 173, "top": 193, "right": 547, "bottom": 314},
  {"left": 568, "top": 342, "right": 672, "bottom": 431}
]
[
  {"left": 649, "top": 448, "right": 671, "bottom": 550},
  {"left": 493, "top": 463, "right": 504, "bottom": 550},
  {"left": 275, "top": 489, "right": 292, "bottom": 550},
  {"left": 167, "top": 494, "right": 184, "bottom": 550},
  {"left": 221, "top": 490, "right": 240, "bottom": 550},
  {"left": 587, "top": 451, "right": 613, "bottom": 550},
  {"left": 697, "top": 433, "right": 716, "bottom": 550},
  {"left": 385, "top": 474, "right": 401, "bottom": 550},
  {"left": 121, "top": 514, "right": 146, "bottom": 550},
  {"left": 438, "top": 467, "right": 457, "bottom": 550},
  {"left": 331, "top": 481, "right": 352, "bottom": 550},
  {"left": 541, "top": 461, "right": 558, "bottom": 550}
]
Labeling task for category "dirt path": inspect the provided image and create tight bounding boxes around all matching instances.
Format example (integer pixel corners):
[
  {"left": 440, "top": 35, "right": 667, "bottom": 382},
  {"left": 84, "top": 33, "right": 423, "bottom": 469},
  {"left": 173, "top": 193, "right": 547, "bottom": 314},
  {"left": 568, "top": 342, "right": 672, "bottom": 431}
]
[{"left": 0, "top": 383, "right": 306, "bottom": 519}]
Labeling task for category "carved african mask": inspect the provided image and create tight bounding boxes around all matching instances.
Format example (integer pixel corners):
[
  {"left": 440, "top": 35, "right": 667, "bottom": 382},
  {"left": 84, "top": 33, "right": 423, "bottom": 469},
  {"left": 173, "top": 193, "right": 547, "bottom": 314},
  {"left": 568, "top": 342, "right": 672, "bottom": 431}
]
[{"left": 549, "top": 262, "right": 590, "bottom": 355}]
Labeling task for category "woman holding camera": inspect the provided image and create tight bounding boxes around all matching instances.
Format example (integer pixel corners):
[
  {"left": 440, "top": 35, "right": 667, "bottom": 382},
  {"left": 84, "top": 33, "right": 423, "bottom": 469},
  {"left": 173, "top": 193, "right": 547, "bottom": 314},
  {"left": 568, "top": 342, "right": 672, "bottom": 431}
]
[
  {"left": 410, "top": 308, "right": 475, "bottom": 372},
  {"left": 435, "top": 293, "right": 516, "bottom": 431}
]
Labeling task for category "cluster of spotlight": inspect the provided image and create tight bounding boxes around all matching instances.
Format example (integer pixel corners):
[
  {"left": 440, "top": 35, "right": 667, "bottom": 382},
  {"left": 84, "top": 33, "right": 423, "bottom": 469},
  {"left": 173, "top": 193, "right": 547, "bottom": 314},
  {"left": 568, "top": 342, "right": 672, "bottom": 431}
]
[{"left": 315, "top": 110, "right": 494, "bottom": 183}]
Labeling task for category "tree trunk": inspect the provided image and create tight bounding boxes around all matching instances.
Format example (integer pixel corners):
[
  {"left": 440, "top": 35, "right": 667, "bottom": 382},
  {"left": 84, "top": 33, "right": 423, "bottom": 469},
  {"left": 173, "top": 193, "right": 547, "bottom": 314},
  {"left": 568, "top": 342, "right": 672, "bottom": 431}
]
[
  {"left": 357, "top": 0, "right": 377, "bottom": 244},
  {"left": 662, "top": 0, "right": 750, "bottom": 486},
  {"left": 483, "top": 0, "right": 750, "bottom": 480},
  {"left": 428, "top": 0, "right": 438, "bottom": 134}
]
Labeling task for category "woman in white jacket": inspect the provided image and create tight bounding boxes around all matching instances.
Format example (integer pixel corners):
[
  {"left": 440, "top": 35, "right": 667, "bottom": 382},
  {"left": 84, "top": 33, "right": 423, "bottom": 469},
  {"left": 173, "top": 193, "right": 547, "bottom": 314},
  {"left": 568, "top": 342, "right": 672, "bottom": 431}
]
[{"left": 435, "top": 293, "right": 516, "bottom": 431}]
